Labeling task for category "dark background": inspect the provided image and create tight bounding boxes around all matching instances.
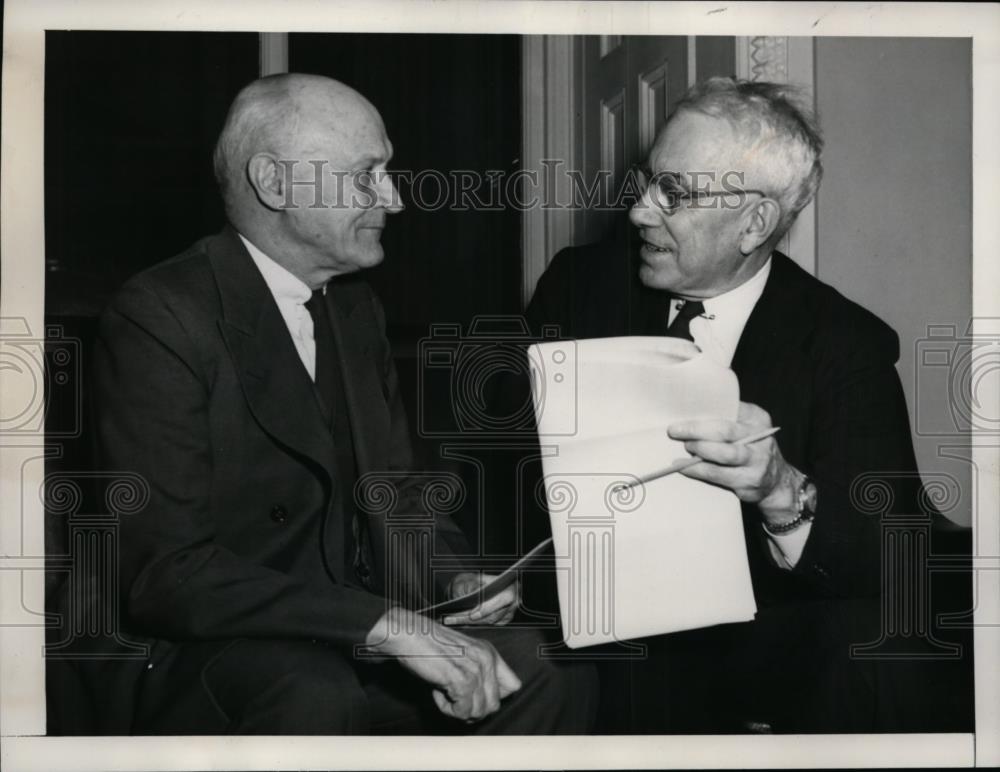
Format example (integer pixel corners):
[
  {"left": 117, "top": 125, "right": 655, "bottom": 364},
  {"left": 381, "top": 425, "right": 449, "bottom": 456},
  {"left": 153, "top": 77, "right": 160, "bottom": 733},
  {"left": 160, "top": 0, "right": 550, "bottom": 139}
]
[
  {"left": 44, "top": 31, "right": 522, "bottom": 334},
  {"left": 44, "top": 32, "right": 259, "bottom": 316}
]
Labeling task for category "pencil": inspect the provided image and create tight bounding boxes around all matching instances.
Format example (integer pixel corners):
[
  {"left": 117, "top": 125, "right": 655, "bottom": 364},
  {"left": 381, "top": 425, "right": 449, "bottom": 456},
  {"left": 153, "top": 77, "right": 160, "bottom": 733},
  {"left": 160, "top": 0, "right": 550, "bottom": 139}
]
[{"left": 615, "top": 426, "right": 782, "bottom": 491}]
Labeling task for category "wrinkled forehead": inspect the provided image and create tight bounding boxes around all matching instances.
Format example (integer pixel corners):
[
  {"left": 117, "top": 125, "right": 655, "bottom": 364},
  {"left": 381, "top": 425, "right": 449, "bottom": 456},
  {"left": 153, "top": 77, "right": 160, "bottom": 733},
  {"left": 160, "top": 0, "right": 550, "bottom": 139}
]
[{"left": 648, "top": 110, "right": 748, "bottom": 178}]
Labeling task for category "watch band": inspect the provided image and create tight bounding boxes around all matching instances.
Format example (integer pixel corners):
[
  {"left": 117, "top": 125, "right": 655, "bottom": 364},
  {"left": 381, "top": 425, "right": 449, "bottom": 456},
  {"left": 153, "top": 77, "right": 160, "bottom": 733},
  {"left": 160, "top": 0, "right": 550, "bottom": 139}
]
[
  {"left": 762, "top": 474, "right": 817, "bottom": 535},
  {"left": 763, "top": 511, "right": 810, "bottom": 535}
]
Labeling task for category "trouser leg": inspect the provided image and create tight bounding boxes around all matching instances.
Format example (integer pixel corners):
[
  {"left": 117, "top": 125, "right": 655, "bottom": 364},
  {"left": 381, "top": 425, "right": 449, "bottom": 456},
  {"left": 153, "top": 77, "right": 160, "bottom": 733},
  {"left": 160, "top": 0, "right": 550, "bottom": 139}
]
[
  {"left": 463, "top": 626, "right": 599, "bottom": 734},
  {"left": 133, "top": 637, "right": 423, "bottom": 735},
  {"left": 201, "top": 639, "right": 372, "bottom": 734},
  {"left": 361, "top": 625, "right": 599, "bottom": 735},
  {"left": 132, "top": 627, "right": 598, "bottom": 735},
  {"left": 624, "top": 597, "right": 973, "bottom": 734}
]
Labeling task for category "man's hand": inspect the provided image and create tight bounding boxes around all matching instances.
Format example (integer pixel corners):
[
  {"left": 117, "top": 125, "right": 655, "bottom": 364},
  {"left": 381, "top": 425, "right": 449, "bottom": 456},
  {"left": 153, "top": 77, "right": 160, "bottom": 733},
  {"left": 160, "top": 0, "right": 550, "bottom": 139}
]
[
  {"left": 442, "top": 572, "right": 520, "bottom": 627},
  {"left": 667, "top": 401, "right": 803, "bottom": 527},
  {"left": 363, "top": 606, "right": 522, "bottom": 722}
]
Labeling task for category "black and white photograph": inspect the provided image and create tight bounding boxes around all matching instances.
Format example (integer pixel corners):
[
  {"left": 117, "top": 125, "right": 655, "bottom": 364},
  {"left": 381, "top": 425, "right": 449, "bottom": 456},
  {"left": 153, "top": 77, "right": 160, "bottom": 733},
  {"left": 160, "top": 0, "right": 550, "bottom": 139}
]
[{"left": 1, "top": 1, "right": 998, "bottom": 769}]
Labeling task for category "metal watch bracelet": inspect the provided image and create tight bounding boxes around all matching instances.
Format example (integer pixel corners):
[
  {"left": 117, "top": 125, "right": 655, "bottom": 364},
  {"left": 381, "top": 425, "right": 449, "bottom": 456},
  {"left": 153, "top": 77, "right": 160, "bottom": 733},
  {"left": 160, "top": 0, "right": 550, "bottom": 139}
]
[{"left": 762, "top": 474, "right": 817, "bottom": 535}]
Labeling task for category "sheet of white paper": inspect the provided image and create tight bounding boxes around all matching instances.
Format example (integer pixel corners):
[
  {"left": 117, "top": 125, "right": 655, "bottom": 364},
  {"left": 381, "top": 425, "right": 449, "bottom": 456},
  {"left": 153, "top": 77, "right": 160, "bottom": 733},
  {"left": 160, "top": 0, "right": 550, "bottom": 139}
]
[
  {"left": 416, "top": 538, "right": 553, "bottom": 617},
  {"left": 528, "top": 336, "right": 757, "bottom": 648}
]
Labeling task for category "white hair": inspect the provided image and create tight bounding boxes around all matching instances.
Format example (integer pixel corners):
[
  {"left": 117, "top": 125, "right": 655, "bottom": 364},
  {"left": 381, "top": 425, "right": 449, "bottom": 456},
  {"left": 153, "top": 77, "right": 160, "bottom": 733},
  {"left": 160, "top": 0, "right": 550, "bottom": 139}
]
[{"left": 672, "top": 77, "right": 824, "bottom": 239}]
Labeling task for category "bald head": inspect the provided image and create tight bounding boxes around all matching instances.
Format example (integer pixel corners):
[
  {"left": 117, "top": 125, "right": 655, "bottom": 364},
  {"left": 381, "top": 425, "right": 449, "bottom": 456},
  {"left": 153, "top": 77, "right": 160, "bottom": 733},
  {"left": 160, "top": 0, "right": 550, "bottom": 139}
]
[
  {"left": 211, "top": 73, "right": 400, "bottom": 288},
  {"left": 213, "top": 73, "right": 381, "bottom": 214}
]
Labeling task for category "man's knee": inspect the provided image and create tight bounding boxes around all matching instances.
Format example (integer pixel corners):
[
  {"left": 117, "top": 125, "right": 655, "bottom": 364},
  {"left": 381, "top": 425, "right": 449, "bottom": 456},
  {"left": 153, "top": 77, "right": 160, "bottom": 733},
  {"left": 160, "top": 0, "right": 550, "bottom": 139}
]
[
  {"left": 477, "top": 626, "right": 599, "bottom": 732},
  {"left": 203, "top": 639, "right": 371, "bottom": 734},
  {"left": 523, "top": 643, "right": 598, "bottom": 704}
]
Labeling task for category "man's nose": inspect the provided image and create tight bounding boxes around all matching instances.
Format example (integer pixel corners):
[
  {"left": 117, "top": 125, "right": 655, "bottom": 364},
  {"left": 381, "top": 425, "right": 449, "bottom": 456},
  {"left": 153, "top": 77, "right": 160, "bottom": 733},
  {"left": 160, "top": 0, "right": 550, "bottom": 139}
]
[
  {"left": 629, "top": 188, "right": 659, "bottom": 227},
  {"left": 378, "top": 172, "right": 404, "bottom": 214}
]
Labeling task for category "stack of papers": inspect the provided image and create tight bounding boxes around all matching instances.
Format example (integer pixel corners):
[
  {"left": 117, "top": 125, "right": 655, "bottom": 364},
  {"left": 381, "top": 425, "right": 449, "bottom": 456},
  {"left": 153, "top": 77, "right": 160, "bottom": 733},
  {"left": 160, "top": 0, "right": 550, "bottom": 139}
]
[{"left": 527, "top": 336, "right": 757, "bottom": 648}]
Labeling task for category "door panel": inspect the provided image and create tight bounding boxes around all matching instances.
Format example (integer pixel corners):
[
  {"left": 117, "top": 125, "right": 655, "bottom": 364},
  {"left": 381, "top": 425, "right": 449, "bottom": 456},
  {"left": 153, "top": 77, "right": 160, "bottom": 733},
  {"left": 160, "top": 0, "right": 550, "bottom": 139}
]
[
  {"left": 577, "top": 36, "right": 690, "bottom": 247},
  {"left": 522, "top": 35, "right": 739, "bottom": 300},
  {"left": 637, "top": 61, "right": 669, "bottom": 154},
  {"left": 599, "top": 88, "right": 626, "bottom": 188}
]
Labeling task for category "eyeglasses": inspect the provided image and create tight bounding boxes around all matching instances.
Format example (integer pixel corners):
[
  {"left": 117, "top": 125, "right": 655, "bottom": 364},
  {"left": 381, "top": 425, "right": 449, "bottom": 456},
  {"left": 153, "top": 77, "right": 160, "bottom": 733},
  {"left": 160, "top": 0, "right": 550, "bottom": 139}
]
[{"left": 631, "top": 165, "right": 767, "bottom": 215}]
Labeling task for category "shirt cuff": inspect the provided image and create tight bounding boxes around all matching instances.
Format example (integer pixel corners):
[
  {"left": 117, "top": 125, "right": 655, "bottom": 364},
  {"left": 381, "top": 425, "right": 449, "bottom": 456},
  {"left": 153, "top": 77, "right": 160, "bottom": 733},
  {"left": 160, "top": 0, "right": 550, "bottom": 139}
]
[{"left": 765, "top": 521, "right": 813, "bottom": 569}]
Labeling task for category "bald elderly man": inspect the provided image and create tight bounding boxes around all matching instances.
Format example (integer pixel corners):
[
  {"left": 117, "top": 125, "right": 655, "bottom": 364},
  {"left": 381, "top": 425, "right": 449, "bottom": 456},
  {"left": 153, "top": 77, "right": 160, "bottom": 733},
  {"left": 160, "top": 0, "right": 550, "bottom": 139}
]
[{"left": 93, "top": 74, "right": 596, "bottom": 735}]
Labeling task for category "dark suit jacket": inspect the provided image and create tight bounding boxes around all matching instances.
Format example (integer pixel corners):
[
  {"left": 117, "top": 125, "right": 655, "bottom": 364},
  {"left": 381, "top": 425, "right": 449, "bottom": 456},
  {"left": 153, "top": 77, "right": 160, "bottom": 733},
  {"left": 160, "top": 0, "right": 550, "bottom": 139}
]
[
  {"left": 526, "top": 241, "right": 926, "bottom": 606},
  {"left": 93, "top": 228, "right": 470, "bottom": 655}
]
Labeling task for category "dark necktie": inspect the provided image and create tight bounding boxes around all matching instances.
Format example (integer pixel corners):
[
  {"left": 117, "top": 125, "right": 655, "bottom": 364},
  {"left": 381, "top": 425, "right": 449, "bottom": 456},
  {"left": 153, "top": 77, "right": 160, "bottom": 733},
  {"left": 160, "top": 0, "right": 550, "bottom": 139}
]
[
  {"left": 665, "top": 298, "right": 705, "bottom": 341},
  {"left": 305, "top": 290, "right": 335, "bottom": 421},
  {"left": 304, "top": 289, "right": 373, "bottom": 590}
]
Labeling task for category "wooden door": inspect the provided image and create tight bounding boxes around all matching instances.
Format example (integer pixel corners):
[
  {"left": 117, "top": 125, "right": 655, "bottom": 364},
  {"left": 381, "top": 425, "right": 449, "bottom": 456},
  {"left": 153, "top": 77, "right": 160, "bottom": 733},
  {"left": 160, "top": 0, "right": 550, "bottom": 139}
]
[
  {"left": 576, "top": 35, "right": 689, "bottom": 245},
  {"left": 522, "top": 36, "right": 740, "bottom": 302}
]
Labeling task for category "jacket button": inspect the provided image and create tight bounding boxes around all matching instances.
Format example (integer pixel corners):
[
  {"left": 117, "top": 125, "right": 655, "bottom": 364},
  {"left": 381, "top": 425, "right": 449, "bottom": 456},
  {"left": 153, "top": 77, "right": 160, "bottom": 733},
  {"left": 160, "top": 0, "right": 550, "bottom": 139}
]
[{"left": 270, "top": 505, "right": 288, "bottom": 523}]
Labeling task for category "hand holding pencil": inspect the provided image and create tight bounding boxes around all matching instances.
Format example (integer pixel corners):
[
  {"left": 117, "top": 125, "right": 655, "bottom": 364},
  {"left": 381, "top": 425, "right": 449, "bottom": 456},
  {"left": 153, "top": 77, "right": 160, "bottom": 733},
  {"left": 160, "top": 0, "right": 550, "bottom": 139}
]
[
  {"left": 619, "top": 425, "right": 781, "bottom": 490},
  {"left": 660, "top": 402, "right": 806, "bottom": 524}
]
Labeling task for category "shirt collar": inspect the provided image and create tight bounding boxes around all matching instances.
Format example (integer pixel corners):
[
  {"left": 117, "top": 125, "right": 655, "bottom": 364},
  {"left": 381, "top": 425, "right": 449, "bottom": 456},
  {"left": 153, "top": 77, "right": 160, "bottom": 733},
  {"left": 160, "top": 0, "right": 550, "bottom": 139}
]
[
  {"left": 238, "top": 232, "right": 313, "bottom": 305},
  {"left": 700, "top": 255, "right": 772, "bottom": 320},
  {"left": 674, "top": 256, "right": 772, "bottom": 367}
]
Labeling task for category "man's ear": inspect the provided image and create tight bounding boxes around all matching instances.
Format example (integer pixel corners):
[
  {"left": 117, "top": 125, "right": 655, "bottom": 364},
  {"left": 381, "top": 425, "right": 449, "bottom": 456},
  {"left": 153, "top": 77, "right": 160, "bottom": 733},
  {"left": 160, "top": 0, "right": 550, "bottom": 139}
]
[
  {"left": 246, "top": 153, "right": 287, "bottom": 211},
  {"left": 738, "top": 198, "right": 781, "bottom": 255}
]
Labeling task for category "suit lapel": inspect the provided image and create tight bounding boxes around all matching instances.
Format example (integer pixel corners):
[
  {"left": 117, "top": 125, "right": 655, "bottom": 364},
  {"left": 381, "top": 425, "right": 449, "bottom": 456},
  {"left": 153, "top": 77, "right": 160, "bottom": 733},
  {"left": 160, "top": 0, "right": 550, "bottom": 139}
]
[
  {"left": 209, "top": 228, "right": 337, "bottom": 479},
  {"left": 730, "top": 252, "right": 814, "bottom": 401},
  {"left": 324, "top": 281, "right": 389, "bottom": 477}
]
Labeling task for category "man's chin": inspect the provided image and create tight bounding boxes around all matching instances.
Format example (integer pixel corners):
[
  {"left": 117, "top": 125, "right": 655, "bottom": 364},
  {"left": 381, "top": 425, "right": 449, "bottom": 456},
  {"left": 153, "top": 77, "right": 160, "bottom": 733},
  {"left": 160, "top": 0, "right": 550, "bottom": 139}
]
[
  {"left": 355, "top": 246, "right": 386, "bottom": 271},
  {"left": 637, "top": 262, "right": 678, "bottom": 291}
]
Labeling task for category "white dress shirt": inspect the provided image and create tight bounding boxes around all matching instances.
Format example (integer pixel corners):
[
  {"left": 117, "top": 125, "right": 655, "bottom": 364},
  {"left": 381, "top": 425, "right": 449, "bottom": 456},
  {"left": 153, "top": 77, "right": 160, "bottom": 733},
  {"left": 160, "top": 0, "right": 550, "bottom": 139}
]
[
  {"left": 238, "top": 233, "right": 319, "bottom": 381},
  {"left": 668, "top": 257, "right": 812, "bottom": 569}
]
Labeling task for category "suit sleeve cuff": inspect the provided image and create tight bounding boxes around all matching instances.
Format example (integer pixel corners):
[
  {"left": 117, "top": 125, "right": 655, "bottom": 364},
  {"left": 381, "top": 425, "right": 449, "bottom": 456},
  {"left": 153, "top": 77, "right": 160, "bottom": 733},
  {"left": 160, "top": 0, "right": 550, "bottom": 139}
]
[{"left": 765, "top": 521, "right": 813, "bottom": 569}]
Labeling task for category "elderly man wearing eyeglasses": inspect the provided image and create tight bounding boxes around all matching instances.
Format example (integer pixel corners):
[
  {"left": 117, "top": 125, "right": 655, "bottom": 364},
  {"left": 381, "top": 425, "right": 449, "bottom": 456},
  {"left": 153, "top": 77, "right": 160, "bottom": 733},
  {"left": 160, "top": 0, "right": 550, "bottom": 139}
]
[{"left": 523, "top": 77, "right": 972, "bottom": 734}]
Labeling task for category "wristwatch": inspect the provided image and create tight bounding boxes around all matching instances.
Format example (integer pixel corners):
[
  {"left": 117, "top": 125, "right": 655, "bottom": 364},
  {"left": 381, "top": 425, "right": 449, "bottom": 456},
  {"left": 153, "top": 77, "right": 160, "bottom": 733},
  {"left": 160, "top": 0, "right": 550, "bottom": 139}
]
[{"left": 763, "top": 474, "right": 817, "bottom": 535}]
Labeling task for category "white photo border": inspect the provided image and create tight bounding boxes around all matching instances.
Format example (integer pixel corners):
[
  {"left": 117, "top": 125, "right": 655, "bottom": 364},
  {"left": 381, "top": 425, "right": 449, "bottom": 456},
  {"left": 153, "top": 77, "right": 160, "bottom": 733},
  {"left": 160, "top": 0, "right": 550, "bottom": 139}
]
[{"left": 2, "top": 1, "right": 997, "bottom": 769}]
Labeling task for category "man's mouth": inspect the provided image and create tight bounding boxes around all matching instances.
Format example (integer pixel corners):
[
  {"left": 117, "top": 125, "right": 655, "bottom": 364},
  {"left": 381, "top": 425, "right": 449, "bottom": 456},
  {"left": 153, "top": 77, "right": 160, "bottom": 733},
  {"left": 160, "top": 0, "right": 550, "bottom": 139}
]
[{"left": 641, "top": 239, "right": 672, "bottom": 254}]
